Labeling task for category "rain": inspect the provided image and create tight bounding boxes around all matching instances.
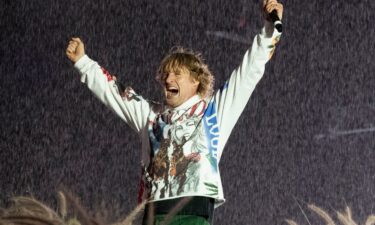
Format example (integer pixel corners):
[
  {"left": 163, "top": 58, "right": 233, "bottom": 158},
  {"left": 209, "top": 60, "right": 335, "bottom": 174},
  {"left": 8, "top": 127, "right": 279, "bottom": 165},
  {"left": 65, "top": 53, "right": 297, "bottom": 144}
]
[{"left": 0, "top": 0, "right": 374, "bottom": 224}]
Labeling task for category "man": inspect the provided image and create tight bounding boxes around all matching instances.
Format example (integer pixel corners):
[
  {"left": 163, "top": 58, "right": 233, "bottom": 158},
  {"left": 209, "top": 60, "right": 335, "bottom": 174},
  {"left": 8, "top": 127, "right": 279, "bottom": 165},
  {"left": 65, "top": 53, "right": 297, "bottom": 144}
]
[{"left": 66, "top": 1, "right": 283, "bottom": 224}]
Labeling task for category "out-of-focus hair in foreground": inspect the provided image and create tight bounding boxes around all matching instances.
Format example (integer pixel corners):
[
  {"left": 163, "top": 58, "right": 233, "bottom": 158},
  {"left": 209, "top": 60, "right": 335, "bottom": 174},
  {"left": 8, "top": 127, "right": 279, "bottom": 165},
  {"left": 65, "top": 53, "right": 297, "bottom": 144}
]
[
  {"left": 0, "top": 191, "right": 146, "bottom": 225},
  {"left": 286, "top": 204, "right": 375, "bottom": 225}
]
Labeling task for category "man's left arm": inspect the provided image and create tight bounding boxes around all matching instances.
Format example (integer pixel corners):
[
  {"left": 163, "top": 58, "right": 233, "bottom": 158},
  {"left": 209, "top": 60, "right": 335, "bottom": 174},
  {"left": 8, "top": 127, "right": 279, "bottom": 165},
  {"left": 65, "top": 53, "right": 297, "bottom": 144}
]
[{"left": 212, "top": 0, "right": 283, "bottom": 158}]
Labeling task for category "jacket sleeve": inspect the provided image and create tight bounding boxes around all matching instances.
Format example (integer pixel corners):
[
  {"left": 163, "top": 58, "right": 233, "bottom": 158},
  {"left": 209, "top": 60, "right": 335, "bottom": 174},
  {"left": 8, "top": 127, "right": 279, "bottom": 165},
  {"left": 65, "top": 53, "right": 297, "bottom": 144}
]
[
  {"left": 74, "top": 55, "right": 151, "bottom": 133},
  {"left": 213, "top": 21, "right": 282, "bottom": 158}
]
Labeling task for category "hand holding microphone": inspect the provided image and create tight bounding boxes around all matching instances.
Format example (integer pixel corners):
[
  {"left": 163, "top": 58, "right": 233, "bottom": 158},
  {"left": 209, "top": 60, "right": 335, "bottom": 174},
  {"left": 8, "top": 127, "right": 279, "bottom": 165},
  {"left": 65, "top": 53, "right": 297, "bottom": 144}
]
[{"left": 263, "top": 0, "right": 283, "bottom": 33}]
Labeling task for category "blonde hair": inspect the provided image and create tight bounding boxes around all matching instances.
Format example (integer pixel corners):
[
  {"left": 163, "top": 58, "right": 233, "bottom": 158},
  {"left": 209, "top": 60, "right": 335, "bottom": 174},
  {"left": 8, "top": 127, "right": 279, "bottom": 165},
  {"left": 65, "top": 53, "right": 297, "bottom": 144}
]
[
  {"left": 156, "top": 47, "right": 214, "bottom": 98},
  {"left": 0, "top": 192, "right": 146, "bottom": 225},
  {"left": 286, "top": 204, "right": 375, "bottom": 225}
]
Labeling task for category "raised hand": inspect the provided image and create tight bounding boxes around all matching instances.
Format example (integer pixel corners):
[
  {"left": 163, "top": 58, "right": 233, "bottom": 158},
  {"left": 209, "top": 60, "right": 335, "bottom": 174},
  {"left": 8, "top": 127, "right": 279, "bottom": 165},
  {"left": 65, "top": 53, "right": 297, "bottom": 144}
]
[
  {"left": 263, "top": 0, "right": 283, "bottom": 21},
  {"left": 66, "top": 37, "right": 85, "bottom": 63}
]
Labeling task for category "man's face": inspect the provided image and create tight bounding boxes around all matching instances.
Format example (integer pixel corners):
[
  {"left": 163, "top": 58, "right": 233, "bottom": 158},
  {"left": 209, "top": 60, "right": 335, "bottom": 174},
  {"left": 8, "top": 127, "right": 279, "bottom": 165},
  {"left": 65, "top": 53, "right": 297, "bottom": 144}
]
[{"left": 161, "top": 67, "right": 199, "bottom": 108}]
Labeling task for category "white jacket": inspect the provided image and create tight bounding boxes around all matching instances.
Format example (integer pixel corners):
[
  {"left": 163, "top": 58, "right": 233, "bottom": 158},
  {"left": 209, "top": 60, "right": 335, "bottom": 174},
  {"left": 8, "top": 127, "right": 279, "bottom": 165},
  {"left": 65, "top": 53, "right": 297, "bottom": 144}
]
[{"left": 74, "top": 22, "right": 281, "bottom": 207}]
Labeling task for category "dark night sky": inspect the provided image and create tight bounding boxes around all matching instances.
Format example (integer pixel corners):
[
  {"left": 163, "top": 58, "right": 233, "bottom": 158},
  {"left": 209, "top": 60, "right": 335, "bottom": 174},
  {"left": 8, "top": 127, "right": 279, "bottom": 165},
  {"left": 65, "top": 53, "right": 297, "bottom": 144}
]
[{"left": 1, "top": 0, "right": 374, "bottom": 224}]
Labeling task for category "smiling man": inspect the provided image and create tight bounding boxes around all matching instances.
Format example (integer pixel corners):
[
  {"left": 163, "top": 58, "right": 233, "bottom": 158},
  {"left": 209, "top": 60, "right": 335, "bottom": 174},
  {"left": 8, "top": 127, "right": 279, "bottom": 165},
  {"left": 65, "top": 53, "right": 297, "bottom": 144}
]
[
  {"left": 66, "top": 1, "right": 283, "bottom": 224},
  {"left": 157, "top": 49, "right": 214, "bottom": 107}
]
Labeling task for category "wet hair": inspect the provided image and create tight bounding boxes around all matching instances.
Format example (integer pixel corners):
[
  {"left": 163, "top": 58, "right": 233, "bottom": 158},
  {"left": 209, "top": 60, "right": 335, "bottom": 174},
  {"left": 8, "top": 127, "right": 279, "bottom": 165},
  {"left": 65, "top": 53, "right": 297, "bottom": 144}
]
[{"left": 156, "top": 47, "right": 215, "bottom": 98}]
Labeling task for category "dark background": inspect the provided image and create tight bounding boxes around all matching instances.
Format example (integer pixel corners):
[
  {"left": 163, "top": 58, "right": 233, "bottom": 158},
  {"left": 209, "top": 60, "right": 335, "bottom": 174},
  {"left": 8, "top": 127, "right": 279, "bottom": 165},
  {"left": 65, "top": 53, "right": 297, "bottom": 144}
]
[{"left": 1, "top": 0, "right": 374, "bottom": 224}]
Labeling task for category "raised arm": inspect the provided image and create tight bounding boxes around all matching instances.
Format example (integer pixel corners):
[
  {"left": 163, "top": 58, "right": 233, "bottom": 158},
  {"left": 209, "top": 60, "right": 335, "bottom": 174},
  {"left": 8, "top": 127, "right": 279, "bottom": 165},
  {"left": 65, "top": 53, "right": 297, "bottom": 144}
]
[
  {"left": 213, "top": 0, "right": 283, "bottom": 158},
  {"left": 66, "top": 38, "right": 151, "bottom": 133}
]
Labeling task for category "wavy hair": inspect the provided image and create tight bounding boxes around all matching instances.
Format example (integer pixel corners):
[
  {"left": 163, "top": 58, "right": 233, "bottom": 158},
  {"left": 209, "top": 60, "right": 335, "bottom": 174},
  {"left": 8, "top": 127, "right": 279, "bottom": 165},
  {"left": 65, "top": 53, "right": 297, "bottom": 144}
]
[{"left": 156, "top": 47, "right": 215, "bottom": 98}]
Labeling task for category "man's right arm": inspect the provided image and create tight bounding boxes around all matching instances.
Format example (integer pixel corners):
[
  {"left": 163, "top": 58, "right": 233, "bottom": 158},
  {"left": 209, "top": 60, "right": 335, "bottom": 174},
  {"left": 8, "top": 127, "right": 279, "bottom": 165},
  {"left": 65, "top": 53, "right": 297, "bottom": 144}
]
[{"left": 66, "top": 38, "right": 151, "bottom": 133}]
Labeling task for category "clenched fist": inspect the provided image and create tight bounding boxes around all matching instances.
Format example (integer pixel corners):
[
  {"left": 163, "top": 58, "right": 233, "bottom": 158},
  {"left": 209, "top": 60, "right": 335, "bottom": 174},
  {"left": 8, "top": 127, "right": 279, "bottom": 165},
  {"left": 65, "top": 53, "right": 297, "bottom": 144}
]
[{"left": 66, "top": 37, "right": 85, "bottom": 63}]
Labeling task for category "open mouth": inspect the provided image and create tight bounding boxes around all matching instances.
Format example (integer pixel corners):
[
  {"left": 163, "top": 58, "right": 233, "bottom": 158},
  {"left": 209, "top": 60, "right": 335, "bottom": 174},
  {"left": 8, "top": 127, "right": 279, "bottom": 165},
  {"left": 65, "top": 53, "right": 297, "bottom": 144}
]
[{"left": 166, "top": 86, "right": 179, "bottom": 97}]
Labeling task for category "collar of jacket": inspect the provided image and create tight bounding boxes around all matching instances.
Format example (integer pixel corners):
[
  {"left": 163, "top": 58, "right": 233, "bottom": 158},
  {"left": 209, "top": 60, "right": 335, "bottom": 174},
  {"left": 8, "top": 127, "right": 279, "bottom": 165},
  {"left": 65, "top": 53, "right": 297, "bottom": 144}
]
[{"left": 166, "top": 95, "right": 202, "bottom": 112}]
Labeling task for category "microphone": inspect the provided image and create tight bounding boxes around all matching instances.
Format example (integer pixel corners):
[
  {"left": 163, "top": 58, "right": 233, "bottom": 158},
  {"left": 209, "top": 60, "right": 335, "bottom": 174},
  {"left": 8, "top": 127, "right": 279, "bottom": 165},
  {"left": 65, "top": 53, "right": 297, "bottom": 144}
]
[{"left": 269, "top": 10, "right": 282, "bottom": 33}]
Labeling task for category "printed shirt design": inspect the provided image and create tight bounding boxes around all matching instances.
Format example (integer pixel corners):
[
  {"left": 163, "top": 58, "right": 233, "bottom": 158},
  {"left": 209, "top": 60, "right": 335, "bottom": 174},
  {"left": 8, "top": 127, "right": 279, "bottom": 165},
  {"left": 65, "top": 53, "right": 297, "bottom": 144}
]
[{"left": 145, "top": 98, "right": 220, "bottom": 200}]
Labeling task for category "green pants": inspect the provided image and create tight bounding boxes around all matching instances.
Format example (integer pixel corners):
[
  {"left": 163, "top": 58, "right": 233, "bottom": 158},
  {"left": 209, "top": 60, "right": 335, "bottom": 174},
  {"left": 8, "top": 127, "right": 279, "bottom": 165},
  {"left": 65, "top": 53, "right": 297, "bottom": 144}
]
[
  {"left": 142, "top": 197, "right": 214, "bottom": 225},
  {"left": 148, "top": 214, "right": 211, "bottom": 225}
]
